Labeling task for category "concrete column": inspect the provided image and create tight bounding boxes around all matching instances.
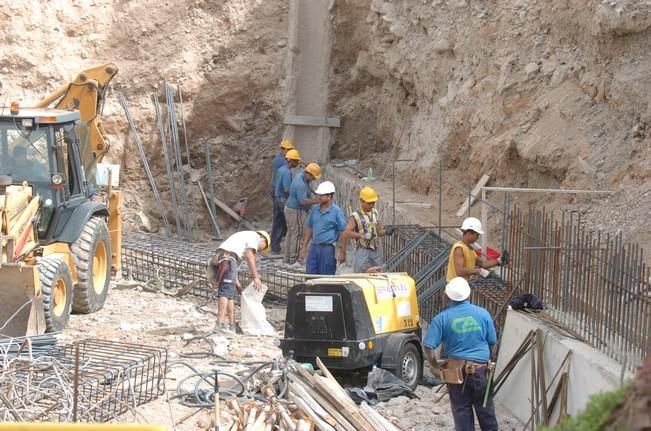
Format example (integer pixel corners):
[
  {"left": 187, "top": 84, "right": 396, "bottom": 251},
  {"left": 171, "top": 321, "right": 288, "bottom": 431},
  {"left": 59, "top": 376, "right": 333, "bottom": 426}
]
[{"left": 284, "top": 0, "right": 335, "bottom": 164}]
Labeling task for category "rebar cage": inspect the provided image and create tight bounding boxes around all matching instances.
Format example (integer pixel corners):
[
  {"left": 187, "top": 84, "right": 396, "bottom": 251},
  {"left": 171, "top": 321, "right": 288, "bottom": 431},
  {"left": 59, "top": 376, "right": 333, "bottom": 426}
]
[{"left": 0, "top": 339, "right": 167, "bottom": 423}]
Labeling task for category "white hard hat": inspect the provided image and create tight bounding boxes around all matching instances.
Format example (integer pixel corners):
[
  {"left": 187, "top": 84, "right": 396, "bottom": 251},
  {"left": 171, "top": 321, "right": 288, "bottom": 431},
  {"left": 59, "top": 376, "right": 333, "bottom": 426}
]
[
  {"left": 445, "top": 277, "right": 471, "bottom": 301},
  {"left": 461, "top": 217, "right": 484, "bottom": 235},
  {"left": 315, "top": 181, "right": 336, "bottom": 195}
]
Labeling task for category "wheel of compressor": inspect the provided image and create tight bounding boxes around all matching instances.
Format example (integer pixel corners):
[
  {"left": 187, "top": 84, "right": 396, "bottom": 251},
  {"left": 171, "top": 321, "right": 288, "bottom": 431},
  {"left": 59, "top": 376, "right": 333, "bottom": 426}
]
[
  {"left": 396, "top": 342, "right": 422, "bottom": 391},
  {"left": 71, "top": 216, "right": 112, "bottom": 313},
  {"left": 39, "top": 256, "right": 73, "bottom": 332}
]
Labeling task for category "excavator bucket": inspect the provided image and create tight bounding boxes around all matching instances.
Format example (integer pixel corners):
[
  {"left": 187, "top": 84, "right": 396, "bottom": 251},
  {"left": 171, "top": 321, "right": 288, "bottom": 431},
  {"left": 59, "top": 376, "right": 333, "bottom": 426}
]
[{"left": 0, "top": 264, "right": 45, "bottom": 337}]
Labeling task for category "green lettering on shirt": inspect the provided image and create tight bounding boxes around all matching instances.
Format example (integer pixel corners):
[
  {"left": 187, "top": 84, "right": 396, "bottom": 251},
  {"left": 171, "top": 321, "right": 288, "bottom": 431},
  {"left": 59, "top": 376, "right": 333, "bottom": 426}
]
[{"left": 451, "top": 316, "right": 481, "bottom": 334}]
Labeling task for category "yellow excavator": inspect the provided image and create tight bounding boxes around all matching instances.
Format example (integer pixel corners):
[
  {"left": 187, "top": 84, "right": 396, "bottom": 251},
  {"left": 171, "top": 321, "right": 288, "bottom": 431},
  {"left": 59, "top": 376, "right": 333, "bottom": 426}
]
[{"left": 0, "top": 64, "right": 121, "bottom": 336}]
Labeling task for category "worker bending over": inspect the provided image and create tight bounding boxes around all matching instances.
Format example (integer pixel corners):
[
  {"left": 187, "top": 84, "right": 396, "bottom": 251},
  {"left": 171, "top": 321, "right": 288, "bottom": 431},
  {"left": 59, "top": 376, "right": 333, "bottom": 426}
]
[
  {"left": 271, "top": 148, "right": 301, "bottom": 253},
  {"left": 284, "top": 162, "right": 321, "bottom": 265},
  {"left": 447, "top": 217, "right": 506, "bottom": 282},
  {"left": 424, "top": 277, "right": 498, "bottom": 431},
  {"left": 300, "top": 181, "right": 346, "bottom": 275},
  {"left": 339, "top": 186, "right": 395, "bottom": 272},
  {"left": 207, "top": 230, "right": 270, "bottom": 335}
]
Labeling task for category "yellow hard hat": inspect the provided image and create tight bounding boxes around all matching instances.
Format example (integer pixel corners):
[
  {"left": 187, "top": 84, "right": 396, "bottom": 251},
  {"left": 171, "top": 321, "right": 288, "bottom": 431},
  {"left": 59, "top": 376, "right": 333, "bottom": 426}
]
[
  {"left": 280, "top": 138, "right": 295, "bottom": 150},
  {"left": 304, "top": 162, "right": 321, "bottom": 179},
  {"left": 257, "top": 231, "right": 271, "bottom": 253},
  {"left": 359, "top": 186, "right": 378, "bottom": 203},
  {"left": 285, "top": 149, "right": 301, "bottom": 161}
]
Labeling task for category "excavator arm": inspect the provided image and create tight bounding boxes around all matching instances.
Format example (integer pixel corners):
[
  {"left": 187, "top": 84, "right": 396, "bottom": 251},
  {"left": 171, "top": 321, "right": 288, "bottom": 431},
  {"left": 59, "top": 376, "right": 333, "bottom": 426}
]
[{"left": 35, "top": 64, "right": 118, "bottom": 187}]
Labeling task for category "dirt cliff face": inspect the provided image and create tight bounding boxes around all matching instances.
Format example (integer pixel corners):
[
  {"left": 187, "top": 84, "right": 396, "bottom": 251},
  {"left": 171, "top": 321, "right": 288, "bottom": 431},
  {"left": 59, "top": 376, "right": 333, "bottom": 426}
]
[
  {"left": 0, "top": 0, "right": 288, "bottom": 237},
  {"left": 1, "top": 1, "right": 648, "bottom": 254},
  {"left": 329, "top": 0, "right": 651, "bottom": 258}
]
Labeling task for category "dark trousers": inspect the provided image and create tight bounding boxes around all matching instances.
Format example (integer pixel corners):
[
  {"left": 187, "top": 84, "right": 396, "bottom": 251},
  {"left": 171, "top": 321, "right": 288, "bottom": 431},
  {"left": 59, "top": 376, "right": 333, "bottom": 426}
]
[
  {"left": 306, "top": 244, "right": 336, "bottom": 275},
  {"left": 447, "top": 367, "right": 498, "bottom": 431},
  {"left": 270, "top": 197, "right": 287, "bottom": 252}
]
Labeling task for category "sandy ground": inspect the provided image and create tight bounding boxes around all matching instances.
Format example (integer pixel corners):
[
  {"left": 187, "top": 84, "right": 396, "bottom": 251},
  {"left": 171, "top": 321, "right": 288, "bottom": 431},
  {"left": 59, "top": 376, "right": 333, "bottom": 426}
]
[{"left": 61, "top": 284, "right": 522, "bottom": 431}]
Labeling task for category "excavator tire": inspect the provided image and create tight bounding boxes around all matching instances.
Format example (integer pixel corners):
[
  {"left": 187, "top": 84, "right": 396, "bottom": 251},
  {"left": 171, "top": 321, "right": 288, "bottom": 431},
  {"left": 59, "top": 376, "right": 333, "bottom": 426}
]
[
  {"left": 39, "top": 257, "right": 73, "bottom": 332},
  {"left": 71, "top": 216, "right": 112, "bottom": 314}
]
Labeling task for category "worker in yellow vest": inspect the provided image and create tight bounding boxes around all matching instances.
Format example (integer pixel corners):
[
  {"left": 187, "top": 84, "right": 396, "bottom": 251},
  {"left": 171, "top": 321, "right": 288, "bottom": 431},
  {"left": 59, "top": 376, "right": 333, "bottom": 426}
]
[
  {"left": 339, "top": 186, "right": 394, "bottom": 272},
  {"left": 446, "top": 217, "right": 506, "bottom": 282}
]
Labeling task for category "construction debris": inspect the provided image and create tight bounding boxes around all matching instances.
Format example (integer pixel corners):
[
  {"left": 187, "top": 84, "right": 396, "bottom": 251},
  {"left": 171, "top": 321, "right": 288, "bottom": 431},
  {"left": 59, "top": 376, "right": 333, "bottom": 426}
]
[{"left": 219, "top": 358, "right": 402, "bottom": 431}]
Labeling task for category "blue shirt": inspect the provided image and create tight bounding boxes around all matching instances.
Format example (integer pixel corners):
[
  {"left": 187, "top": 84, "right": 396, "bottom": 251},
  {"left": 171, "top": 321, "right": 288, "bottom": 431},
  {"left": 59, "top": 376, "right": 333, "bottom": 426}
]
[
  {"left": 286, "top": 172, "right": 312, "bottom": 210},
  {"left": 423, "top": 300, "right": 496, "bottom": 363},
  {"left": 275, "top": 165, "right": 293, "bottom": 199},
  {"left": 306, "top": 203, "right": 347, "bottom": 245},
  {"left": 271, "top": 153, "right": 287, "bottom": 191}
]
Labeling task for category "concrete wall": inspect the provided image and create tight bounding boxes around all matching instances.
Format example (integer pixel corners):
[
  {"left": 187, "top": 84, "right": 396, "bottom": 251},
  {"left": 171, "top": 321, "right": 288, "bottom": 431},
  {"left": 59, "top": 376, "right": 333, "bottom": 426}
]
[
  {"left": 495, "top": 309, "right": 631, "bottom": 425},
  {"left": 284, "top": 0, "right": 335, "bottom": 164}
]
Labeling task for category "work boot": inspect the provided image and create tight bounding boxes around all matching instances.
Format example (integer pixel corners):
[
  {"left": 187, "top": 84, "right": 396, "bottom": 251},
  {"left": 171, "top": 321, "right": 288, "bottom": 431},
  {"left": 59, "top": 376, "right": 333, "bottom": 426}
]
[
  {"left": 213, "top": 321, "right": 226, "bottom": 333},
  {"left": 222, "top": 325, "right": 236, "bottom": 336}
]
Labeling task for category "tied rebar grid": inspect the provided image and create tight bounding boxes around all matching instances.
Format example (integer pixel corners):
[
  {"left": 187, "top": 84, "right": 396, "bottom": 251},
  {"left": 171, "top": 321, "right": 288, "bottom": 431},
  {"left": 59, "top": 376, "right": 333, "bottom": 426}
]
[
  {"left": 505, "top": 206, "right": 650, "bottom": 372},
  {"left": 0, "top": 339, "right": 166, "bottom": 423},
  {"left": 380, "top": 225, "right": 513, "bottom": 325},
  {"left": 122, "top": 233, "right": 300, "bottom": 300}
]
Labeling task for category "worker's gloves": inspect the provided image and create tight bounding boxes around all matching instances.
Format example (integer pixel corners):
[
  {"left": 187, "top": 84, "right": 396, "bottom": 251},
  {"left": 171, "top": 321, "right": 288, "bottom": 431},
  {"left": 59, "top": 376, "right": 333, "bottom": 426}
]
[
  {"left": 361, "top": 232, "right": 375, "bottom": 240},
  {"left": 478, "top": 268, "right": 491, "bottom": 278},
  {"left": 384, "top": 226, "right": 396, "bottom": 236},
  {"left": 499, "top": 249, "right": 509, "bottom": 266}
]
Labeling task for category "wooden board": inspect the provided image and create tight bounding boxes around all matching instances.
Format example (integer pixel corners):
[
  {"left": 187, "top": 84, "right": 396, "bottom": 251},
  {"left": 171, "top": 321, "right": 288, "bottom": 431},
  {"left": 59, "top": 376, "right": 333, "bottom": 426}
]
[
  {"left": 284, "top": 114, "right": 341, "bottom": 128},
  {"left": 456, "top": 174, "right": 490, "bottom": 217},
  {"left": 213, "top": 196, "right": 254, "bottom": 229}
]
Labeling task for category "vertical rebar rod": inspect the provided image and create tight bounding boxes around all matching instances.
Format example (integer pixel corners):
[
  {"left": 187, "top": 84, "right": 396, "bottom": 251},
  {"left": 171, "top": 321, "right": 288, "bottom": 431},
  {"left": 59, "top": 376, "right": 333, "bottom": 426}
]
[
  {"left": 165, "top": 81, "right": 192, "bottom": 241},
  {"left": 178, "top": 84, "right": 197, "bottom": 236},
  {"left": 73, "top": 343, "right": 80, "bottom": 422},
  {"left": 153, "top": 92, "right": 182, "bottom": 239},
  {"left": 204, "top": 140, "right": 221, "bottom": 239},
  {"left": 438, "top": 160, "right": 442, "bottom": 238},
  {"left": 117, "top": 93, "right": 171, "bottom": 236}
]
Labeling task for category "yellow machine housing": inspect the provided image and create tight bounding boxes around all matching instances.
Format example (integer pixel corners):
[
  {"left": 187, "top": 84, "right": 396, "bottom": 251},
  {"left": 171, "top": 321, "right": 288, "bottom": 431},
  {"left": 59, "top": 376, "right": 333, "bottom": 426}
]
[{"left": 280, "top": 273, "right": 424, "bottom": 389}]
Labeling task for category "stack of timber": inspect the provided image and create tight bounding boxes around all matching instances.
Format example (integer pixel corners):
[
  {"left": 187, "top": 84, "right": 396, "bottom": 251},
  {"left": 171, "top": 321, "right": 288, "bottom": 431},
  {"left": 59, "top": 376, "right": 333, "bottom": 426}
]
[{"left": 223, "top": 358, "right": 402, "bottom": 431}]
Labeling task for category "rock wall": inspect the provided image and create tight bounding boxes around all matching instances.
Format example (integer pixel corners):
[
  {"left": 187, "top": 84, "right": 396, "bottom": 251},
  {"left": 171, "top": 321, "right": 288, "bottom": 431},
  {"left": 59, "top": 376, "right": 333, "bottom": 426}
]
[
  {"left": 329, "top": 0, "right": 651, "bottom": 257},
  {"left": 0, "top": 0, "right": 289, "bottom": 237}
]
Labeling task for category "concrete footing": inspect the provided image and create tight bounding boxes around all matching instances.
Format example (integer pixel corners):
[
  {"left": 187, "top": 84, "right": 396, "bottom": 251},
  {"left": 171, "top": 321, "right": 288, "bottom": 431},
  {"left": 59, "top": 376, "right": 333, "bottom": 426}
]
[{"left": 495, "top": 309, "right": 631, "bottom": 424}]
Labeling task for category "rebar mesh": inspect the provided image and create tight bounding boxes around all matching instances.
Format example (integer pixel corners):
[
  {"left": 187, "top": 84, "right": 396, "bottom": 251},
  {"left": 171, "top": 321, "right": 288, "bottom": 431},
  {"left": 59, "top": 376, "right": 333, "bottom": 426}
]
[{"left": 0, "top": 339, "right": 166, "bottom": 423}]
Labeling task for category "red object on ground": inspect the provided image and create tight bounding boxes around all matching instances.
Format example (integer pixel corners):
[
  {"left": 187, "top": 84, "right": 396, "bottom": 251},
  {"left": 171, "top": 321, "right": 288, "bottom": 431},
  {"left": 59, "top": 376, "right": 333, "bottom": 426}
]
[
  {"left": 233, "top": 197, "right": 248, "bottom": 216},
  {"left": 475, "top": 246, "right": 501, "bottom": 260}
]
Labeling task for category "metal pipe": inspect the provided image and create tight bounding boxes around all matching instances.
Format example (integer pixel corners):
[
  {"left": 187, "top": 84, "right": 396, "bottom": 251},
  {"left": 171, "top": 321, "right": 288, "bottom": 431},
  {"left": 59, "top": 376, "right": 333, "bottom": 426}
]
[
  {"left": 165, "top": 82, "right": 192, "bottom": 241},
  {"left": 153, "top": 92, "right": 182, "bottom": 238},
  {"left": 204, "top": 140, "right": 220, "bottom": 239},
  {"left": 391, "top": 159, "right": 414, "bottom": 224},
  {"left": 117, "top": 93, "right": 171, "bottom": 236}
]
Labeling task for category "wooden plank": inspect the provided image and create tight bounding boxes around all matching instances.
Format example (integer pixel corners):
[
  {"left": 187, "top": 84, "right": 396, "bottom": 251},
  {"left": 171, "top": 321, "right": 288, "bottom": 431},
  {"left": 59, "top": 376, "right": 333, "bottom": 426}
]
[
  {"left": 359, "top": 402, "right": 402, "bottom": 431},
  {"left": 213, "top": 196, "right": 254, "bottom": 229},
  {"left": 311, "top": 375, "right": 374, "bottom": 431},
  {"left": 289, "top": 390, "right": 337, "bottom": 431},
  {"left": 289, "top": 382, "right": 337, "bottom": 427},
  {"left": 288, "top": 373, "right": 356, "bottom": 431},
  {"left": 284, "top": 114, "right": 341, "bottom": 128},
  {"left": 456, "top": 174, "right": 490, "bottom": 217}
]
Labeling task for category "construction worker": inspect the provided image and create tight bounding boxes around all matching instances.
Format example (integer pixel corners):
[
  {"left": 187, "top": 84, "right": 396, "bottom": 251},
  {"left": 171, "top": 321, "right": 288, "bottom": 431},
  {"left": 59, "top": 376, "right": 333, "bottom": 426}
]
[
  {"left": 270, "top": 138, "right": 295, "bottom": 248},
  {"left": 207, "top": 230, "right": 270, "bottom": 335},
  {"left": 271, "top": 149, "right": 301, "bottom": 253},
  {"left": 423, "top": 277, "right": 498, "bottom": 431},
  {"left": 446, "top": 217, "right": 505, "bottom": 282},
  {"left": 339, "top": 186, "right": 395, "bottom": 272},
  {"left": 300, "top": 181, "right": 347, "bottom": 275},
  {"left": 271, "top": 138, "right": 295, "bottom": 195},
  {"left": 284, "top": 162, "right": 320, "bottom": 265}
]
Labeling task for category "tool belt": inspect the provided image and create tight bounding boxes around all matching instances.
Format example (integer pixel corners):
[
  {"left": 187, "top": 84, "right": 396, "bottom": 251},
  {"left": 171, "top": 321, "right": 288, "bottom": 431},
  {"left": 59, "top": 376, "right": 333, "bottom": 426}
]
[
  {"left": 440, "top": 358, "right": 490, "bottom": 384},
  {"left": 207, "top": 250, "right": 239, "bottom": 284}
]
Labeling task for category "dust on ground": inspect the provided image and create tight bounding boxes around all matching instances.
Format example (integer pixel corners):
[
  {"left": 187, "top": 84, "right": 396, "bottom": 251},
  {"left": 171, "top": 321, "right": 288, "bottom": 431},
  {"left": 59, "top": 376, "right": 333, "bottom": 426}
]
[{"left": 63, "top": 285, "right": 521, "bottom": 431}]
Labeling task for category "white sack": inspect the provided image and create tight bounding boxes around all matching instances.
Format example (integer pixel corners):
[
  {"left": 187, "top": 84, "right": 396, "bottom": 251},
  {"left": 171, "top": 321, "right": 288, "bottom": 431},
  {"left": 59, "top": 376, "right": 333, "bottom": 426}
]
[{"left": 239, "top": 283, "right": 276, "bottom": 336}]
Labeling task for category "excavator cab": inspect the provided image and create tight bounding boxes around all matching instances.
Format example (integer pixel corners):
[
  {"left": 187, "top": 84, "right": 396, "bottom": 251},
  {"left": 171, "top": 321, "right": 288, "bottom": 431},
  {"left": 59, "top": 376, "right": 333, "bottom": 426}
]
[{"left": 0, "top": 64, "right": 121, "bottom": 337}]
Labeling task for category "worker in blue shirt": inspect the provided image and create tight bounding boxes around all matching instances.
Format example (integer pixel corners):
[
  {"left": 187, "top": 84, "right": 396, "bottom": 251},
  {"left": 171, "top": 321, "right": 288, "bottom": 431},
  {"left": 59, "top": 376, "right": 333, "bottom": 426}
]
[
  {"left": 271, "top": 149, "right": 301, "bottom": 253},
  {"left": 300, "top": 181, "right": 347, "bottom": 275},
  {"left": 271, "top": 139, "right": 295, "bottom": 248},
  {"left": 423, "top": 277, "right": 498, "bottom": 431},
  {"left": 284, "top": 163, "right": 321, "bottom": 265}
]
